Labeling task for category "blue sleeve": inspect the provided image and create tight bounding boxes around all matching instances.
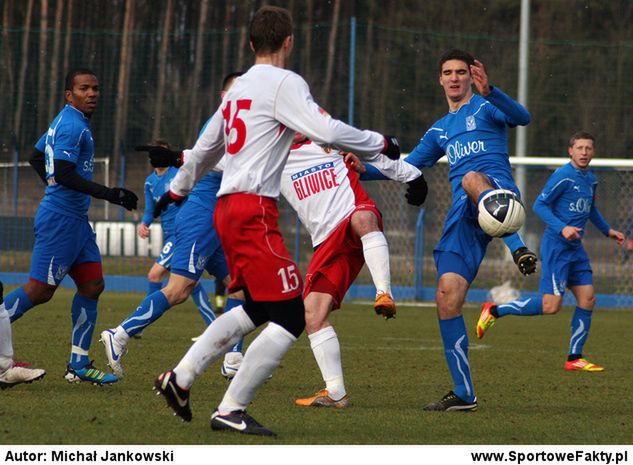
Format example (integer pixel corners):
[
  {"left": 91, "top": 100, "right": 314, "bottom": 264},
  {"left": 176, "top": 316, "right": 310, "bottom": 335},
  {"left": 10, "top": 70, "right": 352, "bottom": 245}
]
[
  {"left": 359, "top": 163, "right": 390, "bottom": 181},
  {"left": 35, "top": 133, "right": 46, "bottom": 152},
  {"left": 532, "top": 174, "right": 568, "bottom": 234},
  {"left": 51, "top": 121, "right": 83, "bottom": 164},
  {"left": 403, "top": 129, "right": 445, "bottom": 169},
  {"left": 142, "top": 180, "right": 154, "bottom": 226},
  {"left": 589, "top": 206, "right": 610, "bottom": 236},
  {"left": 484, "top": 86, "right": 531, "bottom": 127}
]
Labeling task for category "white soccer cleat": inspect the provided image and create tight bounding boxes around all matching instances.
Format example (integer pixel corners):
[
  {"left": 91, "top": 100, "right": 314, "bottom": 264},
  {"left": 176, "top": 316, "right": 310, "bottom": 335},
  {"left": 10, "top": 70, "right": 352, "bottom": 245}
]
[
  {"left": 99, "top": 329, "right": 127, "bottom": 378},
  {"left": 220, "top": 352, "right": 243, "bottom": 380},
  {"left": 0, "top": 365, "right": 46, "bottom": 390}
]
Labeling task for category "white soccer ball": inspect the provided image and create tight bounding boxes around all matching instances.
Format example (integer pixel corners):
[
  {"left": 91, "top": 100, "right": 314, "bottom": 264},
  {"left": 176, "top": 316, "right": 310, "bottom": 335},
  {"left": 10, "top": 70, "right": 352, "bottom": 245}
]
[{"left": 477, "top": 189, "right": 526, "bottom": 237}]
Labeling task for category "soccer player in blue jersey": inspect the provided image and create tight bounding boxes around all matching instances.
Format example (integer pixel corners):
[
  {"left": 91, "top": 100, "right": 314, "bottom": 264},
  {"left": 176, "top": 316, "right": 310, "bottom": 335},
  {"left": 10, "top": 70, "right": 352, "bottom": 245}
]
[
  {"left": 100, "top": 72, "right": 246, "bottom": 379},
  {"left": 137, "top": 140, "right": 215, "bottom": 327},
  {"left": 476, "top": 132, "right": 624, "bottom": 371},
  {"left": 363, "top": 49, "right": 534, "bottom": 411},
  {"left": 5, "top": 68, "right": 138, "bottom": 385}
]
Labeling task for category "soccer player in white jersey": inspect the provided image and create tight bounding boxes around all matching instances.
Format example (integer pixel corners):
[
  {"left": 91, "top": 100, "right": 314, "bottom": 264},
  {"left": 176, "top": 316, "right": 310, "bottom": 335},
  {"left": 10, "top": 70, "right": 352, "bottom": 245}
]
[
  {"left": 152, "top": 6, "right": 400, "bottom": 436},
  {"left": 0, "top": 281, "right": 46, "bottom": 389},
  {"left": 284, "top": 134, "right": 423, "bottom": 408}
]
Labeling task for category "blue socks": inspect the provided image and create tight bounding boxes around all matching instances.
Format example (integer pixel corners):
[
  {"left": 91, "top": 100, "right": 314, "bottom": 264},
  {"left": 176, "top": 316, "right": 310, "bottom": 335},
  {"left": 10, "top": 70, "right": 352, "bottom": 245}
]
[
  {"left": 569, "top": 306, "right": 592, "bottom": 357},
  {"left": 191, "top": 282, "right": 216, "bottom": 325},
  {"left": 69, "top": 294, "right": 98, "bottom": 369},
  {"left": 225, "top": 297, "right": 245, "bottom": 353},
  {"left": 502, "top": 233, "right": 526, "bottom": 254},
  {"left": 147, "top": 281, "right": 163, "bottom": 296},
  {"left": 438, "top": 315, "right": 475, "bottom": 403},
  {"left": 496, "top": 297, "right": 542, "bottom": 317},
  {"left": 121, "top": 291, "right": 171, "bottom": 337},
  {"left": 5, "top": 287, "right": 34, "bottom": 322}
]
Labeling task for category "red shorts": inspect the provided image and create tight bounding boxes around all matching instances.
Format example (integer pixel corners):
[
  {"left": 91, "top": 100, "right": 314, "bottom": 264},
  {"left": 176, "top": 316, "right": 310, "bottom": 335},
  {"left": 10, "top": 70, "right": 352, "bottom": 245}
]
[
  {"left": 304, "top": 203, "right": 383, "bottom": 309},
  {"left": 214, "top": 193, "right": 303, "bottom": 301}
]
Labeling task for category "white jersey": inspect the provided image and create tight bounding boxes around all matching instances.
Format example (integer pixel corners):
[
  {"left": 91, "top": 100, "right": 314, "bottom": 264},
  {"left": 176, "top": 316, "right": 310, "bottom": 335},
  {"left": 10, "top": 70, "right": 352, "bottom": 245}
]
[
  {"left": 170, "top": 64, "right": 386, "bottom": 199},
  {"left": 281, "top": 141, "right": 373, "bottom": 247}
]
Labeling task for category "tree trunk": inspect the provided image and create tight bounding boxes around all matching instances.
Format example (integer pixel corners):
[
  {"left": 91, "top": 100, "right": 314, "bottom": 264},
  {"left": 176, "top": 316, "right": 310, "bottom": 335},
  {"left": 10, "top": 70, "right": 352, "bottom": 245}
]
[
  {"left": 62, "top": 0, "right": 74, "bottom": 85},
  {"left": 14, "top": 0, "right": 35, "bottom": 146},
  {"left": 188, "top": 0, "right": 209, "bottom": 136},
  {"left": 47, "top": 0, "right": 64, "bottom": 123},
  {"left": 113, "top": 0, "right": 135, "bottom": 179},
  {"left": 1, "top": 0, "right": 16, "bottom": 136},
  {"left": 152, "top": 0, "right": 174, "bottom": 140},
  {"left": 302, "top": 0, "right": 313, "bottom": 83},
  {"left": 37, "top": 0, "right": 49, "bottom": 132},
  {"left": 321, "top": 0, "right": 340, "bottom": 107}
]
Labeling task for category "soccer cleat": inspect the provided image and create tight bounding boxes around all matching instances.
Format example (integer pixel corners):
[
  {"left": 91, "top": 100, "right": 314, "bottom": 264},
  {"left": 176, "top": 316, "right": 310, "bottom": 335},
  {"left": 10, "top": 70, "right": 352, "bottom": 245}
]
[
  {"left": 374, "top": 292, "right": 396, "bottom": 319},
  {"left": 0, "top": 366, "right": 46, "bottom": 390},
  {"left": 220, "top": 353, "right": 243, "bottom": 380},
  {"left": 564, "top": 358, "right": 604, "bottom": 372},
  {"left": 295, "top": 389, "right": 350, "bottom": 409},
  {"left": 64, "top": 361, "right": 118, "bottom": 385},
  {"left": 99, "top": 329, "right": 127, "bottom": 378},
  {"left": 513, "top": 247, "right": 538, "bottom": 276},
  {"left": 153, "top": 371, "right": 192, "bottom": 422},
  {"left": 214, "top": 295, "right": 226, "bottom": 314},
  {"left": 211, "top": 409, "right": 277, "bottom": 437},
  {"left": 476, "top": 302, "right": 497, "bottom": 339},
  {"left": 423, "top": 391, "right": 478, "bottom": 412}
]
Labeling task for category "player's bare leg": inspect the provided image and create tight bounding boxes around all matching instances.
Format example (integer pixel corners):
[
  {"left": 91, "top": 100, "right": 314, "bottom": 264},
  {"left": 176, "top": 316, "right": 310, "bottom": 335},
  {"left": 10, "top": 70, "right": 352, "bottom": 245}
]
[
  {"left": 461, "top": 171, "right": 493, "bottom": 204},
  {"left": 295, "top": 291, "right": 349, "bottom": 408},
  {"left": 351, "top": 210, "right": 395, "bottom": 319}
]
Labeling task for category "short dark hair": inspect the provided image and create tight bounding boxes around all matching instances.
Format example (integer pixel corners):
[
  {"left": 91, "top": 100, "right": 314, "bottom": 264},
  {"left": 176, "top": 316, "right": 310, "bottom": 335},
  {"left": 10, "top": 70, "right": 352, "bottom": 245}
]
[
  {"left": 438, "top": 49, "right": 475, "bottom": 73},
  {"left": 569, "top": 131, "right": 595, "bottom": 147},
  {"left": 222, "top": 71, "right": 244, "bottom": 91},
  {"left": 249, "top": 6, "right": 292, "bottom": 55},
  {"left": 64, "top": 68, "right": 97, "bottom": 91}
]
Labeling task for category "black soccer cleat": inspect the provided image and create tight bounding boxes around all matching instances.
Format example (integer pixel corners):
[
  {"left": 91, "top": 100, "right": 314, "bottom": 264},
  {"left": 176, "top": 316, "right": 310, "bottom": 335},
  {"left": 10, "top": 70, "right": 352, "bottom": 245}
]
[
  {"left": 513, "top": 247, "right": 537, "bottom": 276},
  {"left": 423, "top": 391, "right": 478, "bottom": 412},
  {"left": 153, "top": 371, "right": 192, "bottom": 422},
  {"left": 211, "top": 409, "right": 277, "bottom": 437}
]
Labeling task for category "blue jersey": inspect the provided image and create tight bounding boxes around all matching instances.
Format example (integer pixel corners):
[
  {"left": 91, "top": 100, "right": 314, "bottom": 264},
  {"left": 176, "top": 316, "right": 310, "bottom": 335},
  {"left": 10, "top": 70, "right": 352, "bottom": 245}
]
[
  {"left": 35, "top": 104, "right": 96, "bottom": 217},
  {"left": 142, "top": 167, "right": 179, "bottom": 237},
  {"left": 533, "top": 162, "right": 610, "bottom": 249},
  {"left": 404, "top": 86, "right": 530, "bottom": 194},
  {"left": 188, "top": 117, "right": 223, "bottom": 211}
]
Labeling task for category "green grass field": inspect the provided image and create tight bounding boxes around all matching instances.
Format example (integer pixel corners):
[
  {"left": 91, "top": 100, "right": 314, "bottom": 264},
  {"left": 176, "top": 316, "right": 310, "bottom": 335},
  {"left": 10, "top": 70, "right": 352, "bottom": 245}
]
[{"left": 2, "top": 287, "right": 632, "bottom": 445}]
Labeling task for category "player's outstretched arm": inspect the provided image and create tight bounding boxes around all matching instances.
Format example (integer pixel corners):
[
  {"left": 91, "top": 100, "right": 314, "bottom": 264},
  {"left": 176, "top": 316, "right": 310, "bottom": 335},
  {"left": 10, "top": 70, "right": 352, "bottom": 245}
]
[{"left": 53, "top": 159, "right": 138, "bottom": 211}]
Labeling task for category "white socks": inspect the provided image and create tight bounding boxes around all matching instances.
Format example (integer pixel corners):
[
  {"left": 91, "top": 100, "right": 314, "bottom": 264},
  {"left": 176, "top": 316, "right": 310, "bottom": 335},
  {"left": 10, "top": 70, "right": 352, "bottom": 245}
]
[
  {"left": 309, "top": 326, "right": 346, "bottom": 400},
  {"left": 360, "top": 231, "right": 391, "bottom": 295},
  {"left": 0, "top": 303, "right": 14, "bottom": 371},
  {"left": 174, "top": 305, "right": 254, "bottom": 389},
  {"left": 218, "top": 322, "right": 296, "bottom": 413}
]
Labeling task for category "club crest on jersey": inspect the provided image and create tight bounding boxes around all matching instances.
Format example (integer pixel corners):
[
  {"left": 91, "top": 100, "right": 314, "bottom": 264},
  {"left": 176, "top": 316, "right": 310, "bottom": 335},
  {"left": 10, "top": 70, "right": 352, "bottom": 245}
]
[
  {"left": 291, "top": 162, "right": 340, "bottom": 200},
  {"left": 196, "top": 256, "right": 209, "bottom": 271},
  {"left": 466, "top": 115, "right": 476, "bottom": 131},
  {"left": 55, "top": 264, "right": 69, "bottom": 281}
]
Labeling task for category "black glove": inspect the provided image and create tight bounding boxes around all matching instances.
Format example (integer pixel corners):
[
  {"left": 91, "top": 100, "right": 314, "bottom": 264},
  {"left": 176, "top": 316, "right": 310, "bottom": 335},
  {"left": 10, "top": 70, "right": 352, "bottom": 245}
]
[
  {"left": 135, "top": 145, "right": 183, "bottom": 168},
  {"left": 106, "top": 188, "right": 138, "bottom": 211},
  {"left": 405, "top": 174, "right": 428, "bottom": 206},
  {"left": 382, "top": 135, "right": 401, "bottom": 160},
  {"left": 153, "top": 191, "right": 185, "bottom": 218}
]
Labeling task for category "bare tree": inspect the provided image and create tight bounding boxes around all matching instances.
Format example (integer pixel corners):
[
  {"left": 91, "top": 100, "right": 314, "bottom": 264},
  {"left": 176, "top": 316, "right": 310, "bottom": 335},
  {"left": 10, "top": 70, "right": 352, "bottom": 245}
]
[
  {"left": 113, "top": 0, "right": 136, "bottom": 176},
  {"left": 47, "top": 0, "right": 64, "bottom": 123},
  {"left": 321, "top": 0, "right": 340, "bottom": 107},
  {"left": 62, "top": 0, "right": 73, "bottom": 79},
  {"left": 152, "top": 0, "right": 174, "bottom": 140},
  {"left": 1, "top": 0, "right": 16, "bottom": 137},
  {"left": 188, "top": 0, "right": 209, "bottom": 136},
  {"left": 14, "top": 0, "right": 35, "bottom": 146},
  {"left": 37, "top": 0, "right": 49, "bottom": 132}
]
